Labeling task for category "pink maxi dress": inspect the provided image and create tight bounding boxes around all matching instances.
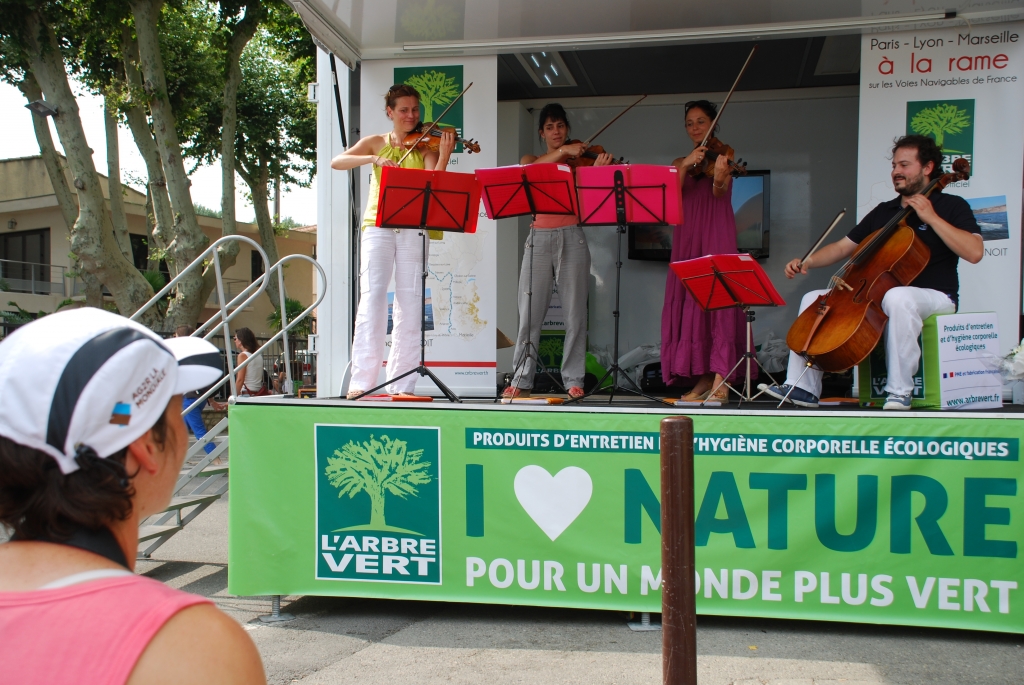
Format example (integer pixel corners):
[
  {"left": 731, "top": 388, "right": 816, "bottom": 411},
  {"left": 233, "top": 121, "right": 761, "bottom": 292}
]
[{"left": 661, "top": 172, "right": 747, "bottom": 387}]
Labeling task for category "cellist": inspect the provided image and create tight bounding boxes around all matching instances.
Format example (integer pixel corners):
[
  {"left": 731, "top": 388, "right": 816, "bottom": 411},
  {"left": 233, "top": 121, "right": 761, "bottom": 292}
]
[{"left": 762, "top": 135, "right": 983, "bottom": 410}]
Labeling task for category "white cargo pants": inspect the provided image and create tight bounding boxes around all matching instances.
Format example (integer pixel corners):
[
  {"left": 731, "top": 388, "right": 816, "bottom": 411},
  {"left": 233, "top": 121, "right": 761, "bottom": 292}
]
[{"left": 350, "top": 227, "right": 426, "bottom": 394}]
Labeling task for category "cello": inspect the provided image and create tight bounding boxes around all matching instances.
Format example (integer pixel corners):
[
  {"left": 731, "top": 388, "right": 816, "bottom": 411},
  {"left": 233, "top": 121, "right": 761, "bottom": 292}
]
[{"left": 786, "top": 158, "right": 971, "bottom": 372}]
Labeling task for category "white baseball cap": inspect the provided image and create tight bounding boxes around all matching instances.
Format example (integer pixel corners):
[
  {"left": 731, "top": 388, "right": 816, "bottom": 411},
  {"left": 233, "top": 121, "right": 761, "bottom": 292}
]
[{"left": 0, "top": 308, "right": 224, "bottom": 474}]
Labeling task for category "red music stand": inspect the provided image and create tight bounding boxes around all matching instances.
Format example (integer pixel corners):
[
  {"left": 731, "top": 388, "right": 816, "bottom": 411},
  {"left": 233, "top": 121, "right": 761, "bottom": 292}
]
[
  {"left": 570, "top": 164, "right": 683, "bottom": 405},
  {"left": 350, "top": 167, "right": 480, "bottom": 403},
  {"left": 669, "top": 253, "right": 785, "bottom": 405},
  {"left": 477, "top": 164, "right": 576, "bottom": 398}
]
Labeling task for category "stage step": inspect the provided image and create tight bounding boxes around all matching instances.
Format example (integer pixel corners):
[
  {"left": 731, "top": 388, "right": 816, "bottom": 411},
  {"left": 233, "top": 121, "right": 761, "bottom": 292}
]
[
  {"left": 180, "top": 463, "right": 229, "bottom": 477},
  {"left": 165, "top": 494, "right": 222, "bottom": 512},
  {"left": 139, "top": 524, "right": 181, "bottom": 542}
]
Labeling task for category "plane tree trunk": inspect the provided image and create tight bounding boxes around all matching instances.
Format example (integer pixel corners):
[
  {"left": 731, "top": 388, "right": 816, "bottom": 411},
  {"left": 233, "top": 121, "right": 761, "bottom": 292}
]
[
  {"left": 23, "top": 11, "right": 155, "bottom": 321},
  {"left": 129, "top": 0, "right": 208, "bottom": 327}
]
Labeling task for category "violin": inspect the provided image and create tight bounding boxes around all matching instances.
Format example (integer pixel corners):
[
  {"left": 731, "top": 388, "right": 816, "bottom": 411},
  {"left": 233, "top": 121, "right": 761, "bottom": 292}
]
[
  {"left": 686, "top": 136, "right": 748, "bottom": 178},
  {"left": 786, "top": 158, "right": 972, "bottom": 372},
  {"left": 402, "top": 122, "right": 480, "bottom": 154},
  {"left": 562, "top": 139, "right": 626, "bottom": 167}
]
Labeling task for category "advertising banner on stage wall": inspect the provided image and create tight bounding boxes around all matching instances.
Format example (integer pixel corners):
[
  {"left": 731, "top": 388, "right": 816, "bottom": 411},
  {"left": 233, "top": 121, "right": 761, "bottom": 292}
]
[
  {"left": 230, "top": 404, "right": 1024, "bottom": 634},
  {"left": 359, "top": 57, "right": 497, "bottom": 396},
  {"left": 858, "top": 20, "right": 1024, "bottom": 356}
]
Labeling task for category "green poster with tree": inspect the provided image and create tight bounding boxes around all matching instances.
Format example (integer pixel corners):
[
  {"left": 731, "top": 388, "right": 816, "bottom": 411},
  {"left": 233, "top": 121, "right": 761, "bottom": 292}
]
[
  {"left": 395, "top": 65, "right": 464, "bottom": 153},
  {"left": 906, "top": 99, "right": 975, "bottom": 173},
  {"left": 315, "top": 424, "right": 442, "bottom": 584}
]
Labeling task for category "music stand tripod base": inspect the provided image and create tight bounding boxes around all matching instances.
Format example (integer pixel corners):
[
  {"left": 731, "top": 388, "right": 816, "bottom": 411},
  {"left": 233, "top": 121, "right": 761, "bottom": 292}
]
[{"left": 704, "top": 306, "right": 781, "bottom": 407}]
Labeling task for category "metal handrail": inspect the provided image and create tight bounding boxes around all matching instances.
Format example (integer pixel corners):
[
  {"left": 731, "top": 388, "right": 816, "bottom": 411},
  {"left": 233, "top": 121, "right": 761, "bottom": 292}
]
[
  {"left": 186, "top": 254, "right": 327, "bottom": 409},
  {"left": 128, "top": 236, "right": 326, "bottom": 417},
  {"left": 0, "top": 258, "right": 65, "bottom": 295},
  {"left": 130, "top": 235, "right": 270, "bottom": 413}
]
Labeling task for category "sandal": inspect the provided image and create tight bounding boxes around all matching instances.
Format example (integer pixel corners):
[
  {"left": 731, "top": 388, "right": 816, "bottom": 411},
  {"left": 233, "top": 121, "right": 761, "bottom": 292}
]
[
  {"left": 707, "top": 385, "right": 729, "bottom": 403},
  {"left": 567, "top": 386, "right": 585, "bottom": 399},
  {"left": 502, "top": 386, "right": 531, "bottom": 399},
  {"left": 679, "top": 388, "right": 711, "bottom": 402}
]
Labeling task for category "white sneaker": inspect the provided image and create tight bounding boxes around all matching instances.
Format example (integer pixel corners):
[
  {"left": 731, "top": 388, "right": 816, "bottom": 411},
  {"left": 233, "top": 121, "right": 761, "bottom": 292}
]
[{"left": 883, "top": 394, "right": 912, "bottom": 410}]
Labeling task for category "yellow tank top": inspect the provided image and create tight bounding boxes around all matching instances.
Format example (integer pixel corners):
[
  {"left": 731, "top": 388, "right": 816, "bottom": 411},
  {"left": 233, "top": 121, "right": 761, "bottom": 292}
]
[{"left": 361, "top": 138, "right": 442, "bottom": 240}]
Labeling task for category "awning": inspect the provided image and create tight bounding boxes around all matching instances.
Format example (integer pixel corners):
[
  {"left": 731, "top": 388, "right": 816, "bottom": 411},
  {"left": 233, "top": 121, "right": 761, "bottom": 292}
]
[{"left": 285, "top": 0, "right": 1024, "bottom": 68}]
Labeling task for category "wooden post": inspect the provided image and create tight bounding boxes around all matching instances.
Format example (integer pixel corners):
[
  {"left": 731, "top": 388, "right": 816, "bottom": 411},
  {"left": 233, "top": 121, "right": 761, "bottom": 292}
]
[{"left": 661, "top": 416, "right": 696, "bottom": 684}]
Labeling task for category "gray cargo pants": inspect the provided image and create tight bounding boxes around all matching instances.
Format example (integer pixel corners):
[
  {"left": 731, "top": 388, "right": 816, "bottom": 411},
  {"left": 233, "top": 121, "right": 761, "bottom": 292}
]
[{"left": 510, "top": 225, "right": 591, "bottom": 390}]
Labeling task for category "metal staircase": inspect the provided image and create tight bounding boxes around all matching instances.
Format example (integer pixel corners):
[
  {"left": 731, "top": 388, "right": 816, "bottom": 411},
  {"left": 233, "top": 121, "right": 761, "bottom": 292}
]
[{"left": 130, "top": 235, "right": 326, "bottom": 558}]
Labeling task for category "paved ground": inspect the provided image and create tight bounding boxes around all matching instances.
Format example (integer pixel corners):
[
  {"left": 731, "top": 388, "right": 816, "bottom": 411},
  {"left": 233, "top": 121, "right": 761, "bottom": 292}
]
[{"left": 136, "top": 497, "right": 1024, "bottom": 685}]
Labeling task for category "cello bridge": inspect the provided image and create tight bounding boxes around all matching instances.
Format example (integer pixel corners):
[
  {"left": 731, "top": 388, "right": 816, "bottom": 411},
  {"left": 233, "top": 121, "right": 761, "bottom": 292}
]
[{"left": 833, "top": 277, "right": 854, "bottom": 292}]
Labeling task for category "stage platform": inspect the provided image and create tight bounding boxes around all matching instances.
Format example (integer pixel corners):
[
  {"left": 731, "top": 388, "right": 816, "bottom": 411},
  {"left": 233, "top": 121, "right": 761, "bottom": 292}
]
[
  {"left": 242, "top": 393, "right": 1024, "bottom": 417},
  {"left": 228, "top": 395, "right": 1024, "bottom": 635}
]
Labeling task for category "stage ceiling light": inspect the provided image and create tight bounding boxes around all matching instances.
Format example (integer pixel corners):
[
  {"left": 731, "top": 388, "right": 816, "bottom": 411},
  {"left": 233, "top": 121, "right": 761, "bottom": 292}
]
[
  {"left": 515, "top": 52, "right": 577, "bottom": 88},
  {"left": 25, "top": 100, "right": 58, "bottom": 117}
]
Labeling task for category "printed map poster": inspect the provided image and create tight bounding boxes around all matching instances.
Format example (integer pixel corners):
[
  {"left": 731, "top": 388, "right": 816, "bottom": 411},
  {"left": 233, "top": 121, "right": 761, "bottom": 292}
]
[
  {"left": 858, "top": 15, "right": 1024, "bottom": 356},
  {"left": 360, "top": 57, "right": 497, "bottom": 396}
]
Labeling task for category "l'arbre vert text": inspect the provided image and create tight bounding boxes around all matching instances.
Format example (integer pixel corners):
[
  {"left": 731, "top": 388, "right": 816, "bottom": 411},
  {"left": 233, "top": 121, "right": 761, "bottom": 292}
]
[{"left": 321, "top": 533, "right": 438, "bottom": 579}]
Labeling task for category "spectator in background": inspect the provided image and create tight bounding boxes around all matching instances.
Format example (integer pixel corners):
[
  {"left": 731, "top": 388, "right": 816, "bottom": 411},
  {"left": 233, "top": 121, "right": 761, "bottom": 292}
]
[
  {"left": 209, "top": 327, "right": 265, "bottom": 410},
  {"left": 176, "top": 326, "right": 215, "bottom": 455},
  {"left": 0, "top": 308, "right": 265, "bottom": 684},
  {"left": 233, "top": 327, "right": 264, "bottom": 396}
]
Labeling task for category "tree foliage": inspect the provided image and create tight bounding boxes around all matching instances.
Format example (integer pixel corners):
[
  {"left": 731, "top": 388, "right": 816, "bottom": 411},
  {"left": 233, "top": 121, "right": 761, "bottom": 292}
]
[
  {"left": 1, "top": 0, "right": 316, "bottom": 329},
  {"left": 325, "top": 435, "right": 433, "bottom": 529},
  {"left": 404, "top": 69, "right": 458, "bottom": 121},
  {"left": 910, "top": 104, "right": 971, "bottom": 150}
]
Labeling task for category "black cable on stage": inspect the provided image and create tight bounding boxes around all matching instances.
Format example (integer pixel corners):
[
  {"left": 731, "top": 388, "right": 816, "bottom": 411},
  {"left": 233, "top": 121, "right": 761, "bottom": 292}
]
[{"left": 329, "top": 53, "right": 361, "bottom": 349}]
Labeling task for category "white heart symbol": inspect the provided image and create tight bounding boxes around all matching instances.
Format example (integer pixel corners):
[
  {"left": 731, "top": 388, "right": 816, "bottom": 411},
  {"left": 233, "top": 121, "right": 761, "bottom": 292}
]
[{"left": 513, "top": 466, "right": 593, "bottom": 541}]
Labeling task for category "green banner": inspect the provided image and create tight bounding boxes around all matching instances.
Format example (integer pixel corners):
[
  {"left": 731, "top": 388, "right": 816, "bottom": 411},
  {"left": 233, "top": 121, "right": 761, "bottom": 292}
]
[{"left": 229, "top": 406, "right": 1023, "bottom": 633}]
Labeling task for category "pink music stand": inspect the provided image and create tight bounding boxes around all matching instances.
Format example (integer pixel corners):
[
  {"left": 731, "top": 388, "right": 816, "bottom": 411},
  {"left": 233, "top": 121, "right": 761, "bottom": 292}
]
[
  {"left": 570, "top": 165, "right": 683, "bottom": 405},
  {"left": 576, "top": 164, "right": 682, "bottom": 226},
  {"left": 670, "top": 253, "right": 785, "bottom": 404}
]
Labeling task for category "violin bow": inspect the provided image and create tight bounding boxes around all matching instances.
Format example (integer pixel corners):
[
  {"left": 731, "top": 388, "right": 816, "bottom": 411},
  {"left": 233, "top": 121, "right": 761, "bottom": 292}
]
[
  {"left": 801, "top": 209, "right": 846, "bottom": 268},
  {"left": 699, "top": 44, "right": 758, "bottom": 148},
  {"left": 581, "top": 94, "right": 647, "bottom": 147},
  {"left": 396, "top": 81, "right": 474, "bottom": 166}
]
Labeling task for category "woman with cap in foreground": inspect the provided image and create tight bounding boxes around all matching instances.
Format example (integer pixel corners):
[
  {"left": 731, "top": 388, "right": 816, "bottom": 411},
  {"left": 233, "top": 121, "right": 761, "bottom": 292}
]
[{"left": 0, "top": 309, "right": 265, "bottom": 684}]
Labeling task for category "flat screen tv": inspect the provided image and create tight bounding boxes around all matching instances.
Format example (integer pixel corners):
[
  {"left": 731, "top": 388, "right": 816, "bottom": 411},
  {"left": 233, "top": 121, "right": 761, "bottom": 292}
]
[{"left": 627, "top": 170, "right": 770, "bottom": 260}]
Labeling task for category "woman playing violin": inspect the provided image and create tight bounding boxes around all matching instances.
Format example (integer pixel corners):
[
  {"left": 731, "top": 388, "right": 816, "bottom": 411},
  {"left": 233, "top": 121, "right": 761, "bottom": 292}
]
[
  {"left": 330, "top": 84, "right": 455, "bottom": 399},
  {"left": 504, "top": 103, "right": 612, "bottom": 399},
  {"left": 661, "top": 99, "right": 748, "bottom": 403}
]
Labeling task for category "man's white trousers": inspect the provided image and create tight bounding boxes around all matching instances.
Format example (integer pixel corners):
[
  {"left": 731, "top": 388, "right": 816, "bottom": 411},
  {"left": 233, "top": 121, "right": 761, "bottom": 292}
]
[{"left": 785, "top": 286, "right": 955, "bottom": 397}]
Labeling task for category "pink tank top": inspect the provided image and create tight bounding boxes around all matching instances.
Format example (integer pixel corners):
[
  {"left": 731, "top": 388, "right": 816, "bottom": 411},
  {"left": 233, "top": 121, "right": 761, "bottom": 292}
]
[
  {"left": 531, "top": 212, "right": 578, "bottom": 229},
  {"left": 0, "top": 574, "right": 210, "bottom": 685}
]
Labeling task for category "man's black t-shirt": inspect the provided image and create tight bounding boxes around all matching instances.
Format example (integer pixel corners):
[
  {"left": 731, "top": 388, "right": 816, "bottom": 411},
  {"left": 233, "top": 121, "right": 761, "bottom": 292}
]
[{"left": 846, "top": 191, "right": 980, "bottom": 306}]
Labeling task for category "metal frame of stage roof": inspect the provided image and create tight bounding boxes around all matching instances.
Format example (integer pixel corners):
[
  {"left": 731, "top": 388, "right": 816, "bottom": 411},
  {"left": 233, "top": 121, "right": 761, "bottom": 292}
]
[{"left": 286, "top": 1, "right": 1024, "bottom": 68}]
